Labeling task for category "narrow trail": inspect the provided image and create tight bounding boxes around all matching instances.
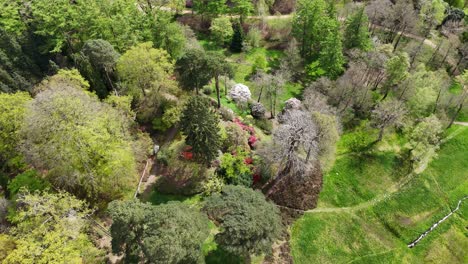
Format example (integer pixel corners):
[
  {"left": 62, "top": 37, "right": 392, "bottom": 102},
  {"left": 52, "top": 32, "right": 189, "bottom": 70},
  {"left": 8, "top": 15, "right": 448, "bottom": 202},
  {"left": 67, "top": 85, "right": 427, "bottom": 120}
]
[{"left": 306, "top": 125, "right": 468, "bottom": 214}]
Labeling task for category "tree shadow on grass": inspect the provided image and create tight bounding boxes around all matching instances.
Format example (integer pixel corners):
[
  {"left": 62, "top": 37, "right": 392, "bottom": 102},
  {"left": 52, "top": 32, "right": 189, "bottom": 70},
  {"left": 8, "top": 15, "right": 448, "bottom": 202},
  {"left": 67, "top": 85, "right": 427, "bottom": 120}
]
[{"left": 205, "top": 247, "right": 244, "bottom": 264}]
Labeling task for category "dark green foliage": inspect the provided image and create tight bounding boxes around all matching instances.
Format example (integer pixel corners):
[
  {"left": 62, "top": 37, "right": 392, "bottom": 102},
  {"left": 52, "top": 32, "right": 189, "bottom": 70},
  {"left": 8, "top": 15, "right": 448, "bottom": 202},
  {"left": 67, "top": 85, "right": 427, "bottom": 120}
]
[
  {"left": 76, "top": 39, "right": 120, "bottom": 97},
  {"left": 0, "top": 29, "right": 43, "bottom": 92},
  {"left": 108, "top": 199, "right": 210, "bottom": 263},
  {"left": 203, "top": 185, "right": 282, "bottom": 258},
  {"left": 230, "top": 22, "right": 244, "bottom": 53},
  {"left": 180, "top": 96, "right": 221, "bottom": 164},
  {"left": 176, "top": 48, "right": 213, "bottom": 94},
  {"left": 7, "top": 170, "right": 50, "bottom": 197}
]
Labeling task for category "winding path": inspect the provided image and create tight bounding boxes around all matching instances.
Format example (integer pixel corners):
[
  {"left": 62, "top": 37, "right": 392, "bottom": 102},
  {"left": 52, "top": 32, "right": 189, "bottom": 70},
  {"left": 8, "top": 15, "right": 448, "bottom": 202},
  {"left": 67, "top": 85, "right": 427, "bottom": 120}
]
[{"left": 306, "top": 124, "right": 468, "bottom": 214}]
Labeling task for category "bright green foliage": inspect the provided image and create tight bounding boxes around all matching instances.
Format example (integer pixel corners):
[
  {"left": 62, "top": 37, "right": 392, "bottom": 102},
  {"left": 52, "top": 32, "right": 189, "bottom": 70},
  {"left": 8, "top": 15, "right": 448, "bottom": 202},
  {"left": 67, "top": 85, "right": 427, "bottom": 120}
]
[
  {"left": 176, "top": 48, "right": 213, "bottom": 93},
  {"left": 0, "top": 92, "right": 31, "bottom": 168},
  {"left": 317, "top": 19, "right": 345, "bottom": 79},
  {"left": 203, "top": 185, "right": 282, "bottom": 258},
  {"left": 385, "top": 52, "right": 410, "bottom": 86},
  {"left": 404, "top": 65, "right": 442, "bottom": 117},
  {"left": 210, "top": 17, "right": 234, "bottom": 46},
  {"left": 223, "top": 122, "right": 250, "bottom": 151},
  {"left": 193, "top": 0, "right": 227, "bottom": 18},
  {"left": 180, "top": 96, "right": 221, "bottom": 164},
  {"left": 34, "top": 68, "right": 90, "bottom": 94},
  {"left": 218, "top": 150, "right": 253, "bottom": 186},
  {"left": 419, "top": 0, "right": 447, "bottom": 32},
  {"left": 4, "top": 191, "right": 103, "bottom": 264},
  {"left": 117, "top": 42, "right": 176, "bottom": 122},
  {"left": 154, "top": 22, "right": 187, "bottom": 59},
  {"left": 108, "top": 199, "right": 210, "bottom": 263},
  {"left": 407, "top": 115, "right": 443, "bottom": 166},
  {"left": 230, "top": 0, "right": 254, "bottom": 23},
  {"left": 30, "top": 0, "right": 100, "bottom": 53},
  {"left": 344, "top": 8, "right": 372, "bottom": 51},
  {"left": 7, "top": 170, "right": 50, "bottom": 197},
  {"left": 21, "top": 75, "right": 138, "bottom": 203},
  {"left": 293, "top": 0, "right": 344, "bottom": 78},
  {"left": 0, "top": 234, "right": 15, "bottom": 262},
  {"left": 0, "top": 0, "right": 25, "bottom": 34},
  {"left": 94, "top": 0, "right": 153, "bottom": 51}
]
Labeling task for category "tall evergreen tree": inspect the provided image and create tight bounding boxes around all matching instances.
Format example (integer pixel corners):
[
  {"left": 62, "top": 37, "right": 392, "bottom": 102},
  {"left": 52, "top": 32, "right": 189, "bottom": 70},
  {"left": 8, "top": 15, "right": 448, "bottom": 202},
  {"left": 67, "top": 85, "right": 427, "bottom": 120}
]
[
  {"left": 344, "top": 7, "right": 372, "bottom": 51},
  {"left": 180, "top": 96, "right": 221, "bottom": 164},
  {"left": 230, "top": 21, "right": 244, "bottom": 52}
]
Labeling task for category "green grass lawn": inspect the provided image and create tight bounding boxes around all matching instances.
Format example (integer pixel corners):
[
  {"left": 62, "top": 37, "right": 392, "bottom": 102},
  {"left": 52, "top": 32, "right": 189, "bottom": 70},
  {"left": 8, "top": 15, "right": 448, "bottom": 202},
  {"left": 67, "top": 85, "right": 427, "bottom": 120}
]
[{"left": 291, "top": 125, "right": 468, "bottom": 263}]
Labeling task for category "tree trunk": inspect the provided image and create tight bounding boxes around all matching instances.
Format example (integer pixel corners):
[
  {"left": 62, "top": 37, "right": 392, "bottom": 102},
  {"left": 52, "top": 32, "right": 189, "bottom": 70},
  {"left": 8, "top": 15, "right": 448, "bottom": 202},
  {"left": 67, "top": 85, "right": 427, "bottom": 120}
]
[
  {"left": 439, "top": 44, "right": 451, "bottom": 68},
  {"left": 433, "top": 86, "right": 443, "bottom": 113},
  {"left": 447, "top": 90, "right": 467, "bottom": 128},
  {"left": 104, "top": 69, "right": 115, "bottom": 93},
  {"left": 428, "top": 39, "right": 443, "bottom": 65},
  {"left": 451, "top": 56, "right": 464, "bottom": 76},
  {"left": 393, "top": 25, "right": 406, "bottom": 51},
  {"left": 215, "top": 75, "right": 221, "bottom": 108},
  {"left": 257, "top": 85, "right": 264, "bottom": 103},
  {"left": 224, "top": 76, "right": 228, "bottom": 96},
  {"left": 377, "top": 127, "right": 385, "bottom": 142},
  {"left": 410, "top": 36, "right": 426, "bottom": 67}
]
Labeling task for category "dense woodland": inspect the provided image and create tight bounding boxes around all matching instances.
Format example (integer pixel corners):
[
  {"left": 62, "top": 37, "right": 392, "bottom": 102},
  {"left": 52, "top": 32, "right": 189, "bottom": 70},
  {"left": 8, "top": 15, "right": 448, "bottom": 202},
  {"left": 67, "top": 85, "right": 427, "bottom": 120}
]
[{"left": 0, "top": 0, "right": 467, "bottom": 263}]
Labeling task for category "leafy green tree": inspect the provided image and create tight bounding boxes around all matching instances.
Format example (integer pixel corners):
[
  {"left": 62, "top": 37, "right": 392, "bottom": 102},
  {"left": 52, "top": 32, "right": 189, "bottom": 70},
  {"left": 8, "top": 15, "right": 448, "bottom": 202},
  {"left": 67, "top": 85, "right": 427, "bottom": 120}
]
[
  {"left": 0, "top": 0, "right": 25, "bottom": 34},
  {"left": 411, "top": 0, "right": 447, "bottom": 65},
  {"left": 206, "top": 51, "right": 233, "bottom": 108},
  {"left": 381, "top": 52, "right": 410, "bottom": 100},
  {"left": 180, "top": 96, "right": 221, "bottom": 164},
  {"left": 230, "top": 0, "right": 254, "bottom": 24},
  {"left": 108, "top": 199, "right": 210, "bottom": 263},
  {"left": 73, "top": 39, "right": 120, "bottom": 98},
  {"left": 292, "top": 0, "right": 328, "bottom": 61},
  {"left": 203, "top": 185, "right": 282, "bottom": 260},
  {"left": 117, "top": 42, "right": 176, "bottom": 122},
  {"left": 0, "top": 92, "right": 31, "bottom": 170},
  {"left": 153, "top": 21, "right": 187, "bottom": 59},
  {"left": 407, "top": 115, "right": 443, "bottom": 168},
  {"left": 317, "top": 19, "right": 345, "bottom": 79},
  {"left": 210, "top": 17, "right": 234, "bottom": 46},
  {"left": 218, "top": 150, "right": 253, "bottom": 186},
  {"left": 4, "top": 190, "right": 103, "bottom": 263},
  {"left": 21, "top": 72, "right": 139, "bottom": 204},
  {"left": 7, "top": 170, "right": 50, "bottom": 197},
  {"left": 30, "top": 0, "right": 100, "bottom": 53},
  {"left": 193, "top": 0, "right": 227, "bottom": 18},
  {"left": 371, "top": 99, "right": 407, "bottom": 142},
  {"left": 176, "top": 48, "right": 212, "bottom": 94},
  {"left": 344, "top": 7, "right": 372, "bottom": 51}
]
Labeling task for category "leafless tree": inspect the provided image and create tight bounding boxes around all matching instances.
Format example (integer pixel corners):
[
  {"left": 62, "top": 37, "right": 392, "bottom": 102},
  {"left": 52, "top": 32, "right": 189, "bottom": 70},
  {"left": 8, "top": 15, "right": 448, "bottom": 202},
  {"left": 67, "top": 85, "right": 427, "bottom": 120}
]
[{"left": 371, "top": 98, "right": 407, "bottom": 141}]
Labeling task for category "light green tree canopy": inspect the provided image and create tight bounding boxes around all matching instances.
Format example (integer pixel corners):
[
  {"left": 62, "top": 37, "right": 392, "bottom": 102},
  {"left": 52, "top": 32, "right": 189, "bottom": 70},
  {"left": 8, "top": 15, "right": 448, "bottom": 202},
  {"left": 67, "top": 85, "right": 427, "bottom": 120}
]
[
  {"left": 21, "top": 71, "right": 139, "bottom": 204},
  {"left": 0, "top": 92, "right": 31, "bottom": 167},
  {"left": 117, "top": 42, "right": 177, "bottom": 122},
  {"left": 4, "top": 190, "right": 103, "bottom": 264}
]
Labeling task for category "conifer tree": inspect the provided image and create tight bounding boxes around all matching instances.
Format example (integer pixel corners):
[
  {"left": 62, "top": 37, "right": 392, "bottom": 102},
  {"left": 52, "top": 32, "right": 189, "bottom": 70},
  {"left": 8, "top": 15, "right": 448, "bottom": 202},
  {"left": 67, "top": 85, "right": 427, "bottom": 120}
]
[
  {"left": 180, "top": 96, "right": 221, "bottom": 164},
  {"left": 344, "top": 8, "right": 372, "bottom": 51}
]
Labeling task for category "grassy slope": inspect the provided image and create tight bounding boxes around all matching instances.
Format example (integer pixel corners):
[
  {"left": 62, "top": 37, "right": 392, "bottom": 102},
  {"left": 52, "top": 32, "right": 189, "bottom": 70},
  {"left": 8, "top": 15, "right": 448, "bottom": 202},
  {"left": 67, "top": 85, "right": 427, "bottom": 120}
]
[{"left": 291, "top": 125, "right": 468, "bottom": 263}]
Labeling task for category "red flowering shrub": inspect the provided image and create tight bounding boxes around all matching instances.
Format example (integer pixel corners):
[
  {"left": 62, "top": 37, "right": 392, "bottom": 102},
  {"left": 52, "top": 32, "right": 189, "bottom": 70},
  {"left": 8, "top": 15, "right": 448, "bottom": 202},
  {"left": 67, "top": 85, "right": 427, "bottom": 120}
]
[
  {"left": 253, "top": 173, "right": 261, "bottom": 184},
  {"left": 244, "top": 157, "right": 253, "bottom": 164},
  {"left": 248, "top": 135, "right": 257, "bottom": 147},
  {"left": 181, "top": 151, "right": 193, "bottom": 160}
]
